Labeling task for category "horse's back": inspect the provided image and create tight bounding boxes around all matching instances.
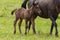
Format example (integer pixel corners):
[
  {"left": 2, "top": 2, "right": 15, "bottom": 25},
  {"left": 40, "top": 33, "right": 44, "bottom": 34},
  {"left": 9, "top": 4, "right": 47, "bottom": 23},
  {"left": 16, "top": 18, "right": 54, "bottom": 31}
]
[{"left": 28, "top": 0, "right": 57, "bottom": 18}]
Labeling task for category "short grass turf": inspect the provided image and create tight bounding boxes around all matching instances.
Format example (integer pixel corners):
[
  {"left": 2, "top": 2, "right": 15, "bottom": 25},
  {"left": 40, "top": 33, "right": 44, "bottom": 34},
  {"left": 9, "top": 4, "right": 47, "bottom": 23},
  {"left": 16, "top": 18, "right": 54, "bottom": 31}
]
[{"left": 0, "top": 0, "right": 60, "bottom": 40}]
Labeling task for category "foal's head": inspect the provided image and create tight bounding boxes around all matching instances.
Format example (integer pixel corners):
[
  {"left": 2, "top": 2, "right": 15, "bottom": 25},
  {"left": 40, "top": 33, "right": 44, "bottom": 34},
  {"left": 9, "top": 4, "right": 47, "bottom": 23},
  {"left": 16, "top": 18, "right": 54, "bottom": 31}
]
[{"left": 32, "top": 2, "right": 41, "bottom": 15}]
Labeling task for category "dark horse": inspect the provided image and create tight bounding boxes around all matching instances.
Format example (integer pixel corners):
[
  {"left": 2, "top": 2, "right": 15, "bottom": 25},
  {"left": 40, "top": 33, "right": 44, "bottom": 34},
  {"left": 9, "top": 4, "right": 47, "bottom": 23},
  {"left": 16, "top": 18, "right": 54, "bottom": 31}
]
[{"left": 21, "top": 0, "right": 60, "bottom": 36}]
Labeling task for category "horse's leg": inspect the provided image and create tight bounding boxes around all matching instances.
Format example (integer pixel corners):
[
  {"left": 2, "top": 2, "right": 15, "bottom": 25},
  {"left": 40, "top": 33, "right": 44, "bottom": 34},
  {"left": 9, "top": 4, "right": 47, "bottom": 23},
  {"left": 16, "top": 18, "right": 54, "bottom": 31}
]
[
  {"left": 18, "top": 19, "right": 23, "bottom": 34},
  {"left": 25, "top": 20, "right": 28, "bottom": 35},
  {"left": 50, "top": 23, "right": 54, "bottom": 35},
  {"left": 55, "top": 21, "right": 58, "bottom": 36},
  {"left": 14, "top": 18, "right": 19, "bottom": 34},
  {"left": 54, "top": 16, "right": 58, "bottom": 36},
  {"left": 28, "top": 0, "right": 34, "bottom": 8},
  {"left": 50, "top": 16, "right": 58, "bottom": 36},
  {"left": 21, "top": 0, "right": 28, "bottom": 8},
  {"left": 31, "top": 19, "right": 36, "bottom": 34}
]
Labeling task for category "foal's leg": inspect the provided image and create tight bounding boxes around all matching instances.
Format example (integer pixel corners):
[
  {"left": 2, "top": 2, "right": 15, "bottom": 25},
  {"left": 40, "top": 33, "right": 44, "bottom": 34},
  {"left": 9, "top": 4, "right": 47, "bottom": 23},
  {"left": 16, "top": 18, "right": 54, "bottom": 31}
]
[
  {"left": 31, "top": 19, "right": 36, "bottom": 34},
  {"left": 28, "top": 21, "right": 31, "bottom": 33},
  {"left": 14, "top": 18, "right": 19, "bottom": 34},
  {"left": 25, "top": 20, "right": 28, "bottom": 35},
  {"left": 28, "top": 16, "right": 37, "bottom": 33},
  {"left": 18, "top": 19, "right": 23, "bottom": 34}
]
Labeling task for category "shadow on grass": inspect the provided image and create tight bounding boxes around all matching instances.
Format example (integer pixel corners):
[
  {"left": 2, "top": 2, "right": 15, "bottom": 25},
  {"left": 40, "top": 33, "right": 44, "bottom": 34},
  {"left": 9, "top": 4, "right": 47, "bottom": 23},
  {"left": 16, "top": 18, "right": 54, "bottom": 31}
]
[
  {"left": 37, "top": 30, "right": 50, "bottom": 37},
  {"left": 58, "top": 16, "right": 60, "bottom": 19},
  {"left": 0, "top": 14, "right": 8, "bottom": 17}
]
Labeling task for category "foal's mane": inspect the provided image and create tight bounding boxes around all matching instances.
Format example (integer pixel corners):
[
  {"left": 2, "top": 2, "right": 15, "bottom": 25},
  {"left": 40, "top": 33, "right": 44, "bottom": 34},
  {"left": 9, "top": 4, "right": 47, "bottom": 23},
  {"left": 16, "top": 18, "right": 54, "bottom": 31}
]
[{"left": 27, "top": 6, "right": 35, "bottom": 14}]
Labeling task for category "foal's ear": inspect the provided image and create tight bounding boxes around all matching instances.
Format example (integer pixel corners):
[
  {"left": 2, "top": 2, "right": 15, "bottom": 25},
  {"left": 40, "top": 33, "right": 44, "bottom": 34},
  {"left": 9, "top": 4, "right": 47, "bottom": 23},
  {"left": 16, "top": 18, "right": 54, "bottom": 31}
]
[{"left": 33, "top": 1, "right": 38, "bottom": 6}]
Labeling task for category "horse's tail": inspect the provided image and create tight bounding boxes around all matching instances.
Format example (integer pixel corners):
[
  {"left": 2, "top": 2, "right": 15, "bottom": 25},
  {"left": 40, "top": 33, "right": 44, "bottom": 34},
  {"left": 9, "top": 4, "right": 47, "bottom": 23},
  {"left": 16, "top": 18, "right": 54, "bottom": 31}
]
[
  {"left": 21, "top": 0, "right": 29, "bottom": 9},
  {"left": 11, "top": 9, "right": 17, "bottom": 15}
]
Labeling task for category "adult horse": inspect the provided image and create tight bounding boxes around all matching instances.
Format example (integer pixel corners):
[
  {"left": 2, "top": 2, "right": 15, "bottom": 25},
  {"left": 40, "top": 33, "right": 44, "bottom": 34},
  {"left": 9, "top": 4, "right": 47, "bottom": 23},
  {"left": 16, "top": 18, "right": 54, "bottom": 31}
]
[{"left": 21, "top": 0, "right": 60, "bottom": 36}]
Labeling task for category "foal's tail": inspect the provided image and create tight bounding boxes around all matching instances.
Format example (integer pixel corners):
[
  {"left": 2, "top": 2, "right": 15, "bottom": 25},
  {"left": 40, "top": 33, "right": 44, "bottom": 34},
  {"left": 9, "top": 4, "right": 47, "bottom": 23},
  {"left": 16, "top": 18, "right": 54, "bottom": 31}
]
[{"left": 11, "top": 9, "right": 17, "bottom": 15}]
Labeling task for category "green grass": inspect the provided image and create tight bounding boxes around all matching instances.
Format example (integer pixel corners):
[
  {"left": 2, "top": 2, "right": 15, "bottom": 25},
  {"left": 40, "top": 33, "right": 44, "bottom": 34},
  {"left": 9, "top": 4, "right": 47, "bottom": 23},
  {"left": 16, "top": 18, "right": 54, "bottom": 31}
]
[{"left": 0, "top": 0, "right": 60, "bottom": 40}]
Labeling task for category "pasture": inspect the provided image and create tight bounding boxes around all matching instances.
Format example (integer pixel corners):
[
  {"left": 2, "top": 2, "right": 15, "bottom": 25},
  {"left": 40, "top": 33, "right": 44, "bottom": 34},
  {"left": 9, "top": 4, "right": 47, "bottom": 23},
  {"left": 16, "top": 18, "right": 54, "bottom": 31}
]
[{"left": 0, "top": 0, "right": 60, "bottom": 40}]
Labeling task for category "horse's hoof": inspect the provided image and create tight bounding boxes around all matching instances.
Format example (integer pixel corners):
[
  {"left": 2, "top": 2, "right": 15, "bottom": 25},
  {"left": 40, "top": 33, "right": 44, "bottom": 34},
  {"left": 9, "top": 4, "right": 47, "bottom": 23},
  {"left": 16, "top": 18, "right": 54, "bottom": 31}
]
[
  {"left": 55, "top": 34, "right": 58, "bottom": 37},
  {"left": 33, "top": 32, "right": 36, "bottom": 34},
  {"left": 55, "top": 32, "right": 58, "bottom": 37},
  {"left": 50, "top": 34, "right": 52, "bottom": 35},
  {"left": 14, "top": 31, "right": 16, "bottom": 34}
]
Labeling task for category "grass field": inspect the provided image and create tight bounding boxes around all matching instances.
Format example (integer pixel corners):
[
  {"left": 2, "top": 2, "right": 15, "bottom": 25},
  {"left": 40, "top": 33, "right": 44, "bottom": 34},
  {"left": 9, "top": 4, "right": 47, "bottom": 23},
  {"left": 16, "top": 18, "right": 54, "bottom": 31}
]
[{"left": 0, "top": 0, "right": 60, "bottom": 40}]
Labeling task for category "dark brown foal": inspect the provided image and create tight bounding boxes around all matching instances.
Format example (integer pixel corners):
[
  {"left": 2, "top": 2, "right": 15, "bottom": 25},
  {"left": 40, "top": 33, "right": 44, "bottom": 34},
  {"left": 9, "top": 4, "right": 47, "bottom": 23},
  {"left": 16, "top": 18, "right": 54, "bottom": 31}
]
[{"left": 11, "top": 4, "right": 41, "bottom": 34}]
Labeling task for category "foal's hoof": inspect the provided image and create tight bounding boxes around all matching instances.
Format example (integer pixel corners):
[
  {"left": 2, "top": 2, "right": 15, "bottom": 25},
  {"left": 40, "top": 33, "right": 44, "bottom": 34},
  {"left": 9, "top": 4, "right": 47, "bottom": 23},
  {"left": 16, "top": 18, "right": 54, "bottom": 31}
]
[
  {"left": 20, "top": 31, "right": 22, "bottom": 34},
  {"left": 25, "top": 33, "right": 27, "bottom": 35},
  {"left": 33, "top": 32, "right": 36, "bottom": 34}
]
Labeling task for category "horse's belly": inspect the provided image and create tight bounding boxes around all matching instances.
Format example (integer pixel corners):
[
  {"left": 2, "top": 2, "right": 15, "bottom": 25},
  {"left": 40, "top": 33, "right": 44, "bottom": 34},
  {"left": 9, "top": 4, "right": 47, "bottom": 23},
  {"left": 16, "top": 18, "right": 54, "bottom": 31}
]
[
  {"left": 39, "top": 14, "right": 49, "bottom": 18},
  {"left": 39, "top": 12, "right": 49, "bottom": 18}
]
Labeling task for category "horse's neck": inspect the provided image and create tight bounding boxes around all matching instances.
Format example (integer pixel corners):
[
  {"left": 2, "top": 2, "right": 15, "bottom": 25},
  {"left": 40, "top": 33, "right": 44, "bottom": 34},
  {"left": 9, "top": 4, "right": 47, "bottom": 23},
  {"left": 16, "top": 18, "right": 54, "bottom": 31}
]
[{"left": 28, "top": 6, "right": 33, "bottom": 11}]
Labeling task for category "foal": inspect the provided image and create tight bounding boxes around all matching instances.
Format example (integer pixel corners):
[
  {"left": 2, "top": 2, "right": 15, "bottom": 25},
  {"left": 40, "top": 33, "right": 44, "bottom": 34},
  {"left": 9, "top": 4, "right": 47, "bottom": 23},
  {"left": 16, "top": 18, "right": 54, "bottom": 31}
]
[{"left": 11, "top": 4, "right": 41, "bottom": 34}]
